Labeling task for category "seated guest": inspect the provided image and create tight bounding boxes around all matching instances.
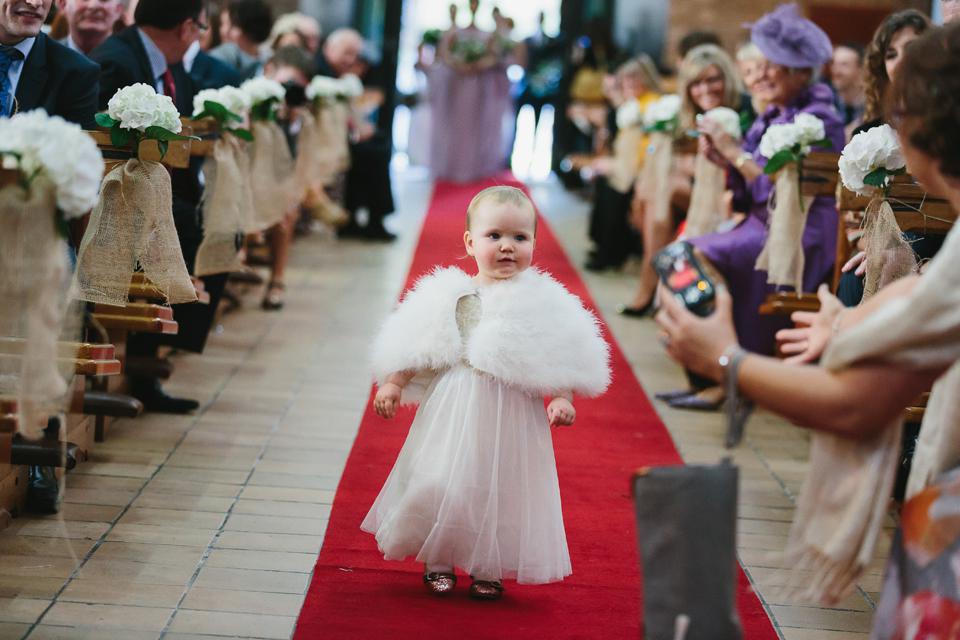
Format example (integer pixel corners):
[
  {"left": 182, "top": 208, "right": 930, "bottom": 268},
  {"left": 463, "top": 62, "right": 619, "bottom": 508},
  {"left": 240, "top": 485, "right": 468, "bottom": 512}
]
[
  {"left": 835, "top": 10, "right": 932, "bottom": 308},
  {"left": 259, "top": 45, "right": 315, "bottom": 310},
  {"left": 209, "top": 0, "right": 272, "bottom": 80},
  {"left": 621, "top": 44, "right": 746, "bottom": 317},
  {"left": 657, "top": 24, "right": 960, "bottom": 630},
  {"left": 317, "top": 28, "right": 396, "bottom": 241},
  {"left": 91, "top": 0, "right": 228, "bottom": 413},
  {"left": 0, "top": 0, "right": 99, "bottom": 127},
  {"left": 830, "top": 42, "right": 866, "bottom": 138},
  {"left": 57, "top": 0, "right": 124, "bottom": 55},
  {"left": 672, "top": 4, "right": 844, "bottom": 410},
  {"left": 183, "top": 5, "right": 243, "bottom": 91},
  {"left": 269, "top": 12, "right": 321, "bottom": 53}
]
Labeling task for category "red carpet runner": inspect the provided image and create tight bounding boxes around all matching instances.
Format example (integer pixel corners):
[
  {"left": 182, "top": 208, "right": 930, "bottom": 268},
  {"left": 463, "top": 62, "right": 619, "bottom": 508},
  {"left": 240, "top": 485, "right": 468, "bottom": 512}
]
[{"left": 294, "top": 178, "right": 778, "bottom": 639}]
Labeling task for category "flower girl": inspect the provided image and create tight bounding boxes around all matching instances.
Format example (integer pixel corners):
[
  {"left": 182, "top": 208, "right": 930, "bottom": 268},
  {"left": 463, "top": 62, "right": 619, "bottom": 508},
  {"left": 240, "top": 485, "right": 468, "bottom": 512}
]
[{"left": 364, "top": 186, "right": 611, "bottom": 600}]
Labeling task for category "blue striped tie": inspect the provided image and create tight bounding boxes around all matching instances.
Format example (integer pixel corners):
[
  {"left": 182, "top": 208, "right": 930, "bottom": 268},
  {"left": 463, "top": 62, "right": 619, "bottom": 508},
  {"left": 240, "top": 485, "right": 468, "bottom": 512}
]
[{"left": 0, "top": 44, "right": 25, "bottom": 118}]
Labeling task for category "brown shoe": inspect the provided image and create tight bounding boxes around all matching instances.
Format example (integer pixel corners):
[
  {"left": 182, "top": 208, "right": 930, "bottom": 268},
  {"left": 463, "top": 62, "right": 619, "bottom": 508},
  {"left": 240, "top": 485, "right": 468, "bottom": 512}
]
[
  {"left": 468, "top": 578, "right": 503, "bottom": 600},
  {"left": 423, "top": 572, "right": 457, "bottom": 596}
]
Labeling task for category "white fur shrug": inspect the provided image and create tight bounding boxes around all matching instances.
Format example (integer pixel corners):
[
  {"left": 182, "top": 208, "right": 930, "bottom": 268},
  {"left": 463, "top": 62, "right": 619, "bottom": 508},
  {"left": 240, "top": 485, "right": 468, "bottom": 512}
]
[{"left": 370, "top": 267, "right": 611, "bottom": 403}]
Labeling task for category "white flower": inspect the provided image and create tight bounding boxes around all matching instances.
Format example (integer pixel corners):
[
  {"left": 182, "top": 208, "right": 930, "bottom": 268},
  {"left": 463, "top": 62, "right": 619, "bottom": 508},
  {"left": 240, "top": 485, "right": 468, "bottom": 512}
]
[
  {"left": 192, "top": 87, "right": 250, "bottom": 130},
  {"left": 643, "top": 94, "right": 681, "bottom": 129},
  {"left": 701, "top": 107, "right": 741, "bottom": 140},
  {"left": 305, "top": 75, "right": 342, "bottom": 100},
  {"left": 793, "top": 113, "right": 825, "bottom": 145},
  {"left": 615, "top": 100, "right": 643, "bottom": 129},
  {"left": 240, "top": 76, "right": 286, "bottom": 108},
  {"left": 107, "top": 83, "right": 182, "bottom": 133},
  {"left": 337, "top": 74, "right": 364, "bottom": 98},
  {"left": 0, "top": 110, "right": 104, "bottom": 218},
  {"left": 758, "top": 122, "right": 800, "bottom": 159},
  {"left": 838, "top": 124, "right": 906, "bottom": 195}
]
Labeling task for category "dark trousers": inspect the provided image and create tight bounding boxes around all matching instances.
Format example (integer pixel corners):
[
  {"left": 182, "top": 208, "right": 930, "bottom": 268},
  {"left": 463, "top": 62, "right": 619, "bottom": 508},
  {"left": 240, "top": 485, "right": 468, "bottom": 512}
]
[{"left": 588, "top": 178, "right": 637, "bottom": 267}]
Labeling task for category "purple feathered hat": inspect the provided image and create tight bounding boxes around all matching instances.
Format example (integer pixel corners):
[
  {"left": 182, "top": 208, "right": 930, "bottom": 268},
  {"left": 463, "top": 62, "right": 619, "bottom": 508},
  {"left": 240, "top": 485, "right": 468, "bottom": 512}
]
[{"left": 747, "top": 3, "right": 833, "bottom": 68}]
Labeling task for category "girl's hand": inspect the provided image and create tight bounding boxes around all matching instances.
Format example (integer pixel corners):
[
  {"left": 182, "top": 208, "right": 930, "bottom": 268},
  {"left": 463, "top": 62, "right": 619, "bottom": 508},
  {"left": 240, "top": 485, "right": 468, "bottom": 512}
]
[
  {"left": 655, "top": 284, "right": 738, "bottom": 381},
  {"left": 775, "top": 284, "right": 846, "bottom": 365},
  {"left": 842, "top": 251, "right": 867, "bottom": 277},
  {"left": 547, "top": 397, "right": 575, "bottom": 427},
  {"left": 374, "top": 383, "right": 402, "bottom": 419}
]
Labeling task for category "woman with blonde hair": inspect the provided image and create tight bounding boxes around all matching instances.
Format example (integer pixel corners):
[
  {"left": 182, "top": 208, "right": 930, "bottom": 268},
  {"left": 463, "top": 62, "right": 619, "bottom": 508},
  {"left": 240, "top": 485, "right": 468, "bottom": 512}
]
[{"left": 620, "top": 44, "right": 745, "bottom": 316}]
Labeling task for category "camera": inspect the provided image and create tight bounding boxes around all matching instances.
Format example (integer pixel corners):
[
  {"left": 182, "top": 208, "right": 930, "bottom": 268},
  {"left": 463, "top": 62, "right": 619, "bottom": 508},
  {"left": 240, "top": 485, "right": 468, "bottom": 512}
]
[
  {"left": 653, "top": 242, "right": 716, "bottom": 317},
  {"left": 283, "top": 81, "right": 307, "bottom": 108}
]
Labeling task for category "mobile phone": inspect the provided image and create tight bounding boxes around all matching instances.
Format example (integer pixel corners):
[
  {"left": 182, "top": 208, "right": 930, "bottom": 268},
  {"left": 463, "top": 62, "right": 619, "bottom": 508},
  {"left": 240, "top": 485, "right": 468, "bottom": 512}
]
[{"left": 653, "top": 242, "right": 716, "bottom": 317}]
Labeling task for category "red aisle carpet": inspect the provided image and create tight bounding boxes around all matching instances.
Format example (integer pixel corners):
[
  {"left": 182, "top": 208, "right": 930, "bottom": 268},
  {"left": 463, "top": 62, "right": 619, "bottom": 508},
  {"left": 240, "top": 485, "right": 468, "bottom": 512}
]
[{"left": 294, "top": 177, "right": 778, "bottom": 639}]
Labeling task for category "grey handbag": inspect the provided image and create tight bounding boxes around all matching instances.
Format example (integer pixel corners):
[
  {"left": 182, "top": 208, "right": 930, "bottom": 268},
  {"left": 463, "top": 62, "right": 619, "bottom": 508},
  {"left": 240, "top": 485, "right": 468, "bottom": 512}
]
[{"left": 632, "top": 459, "right": 742, "bottom": 640}]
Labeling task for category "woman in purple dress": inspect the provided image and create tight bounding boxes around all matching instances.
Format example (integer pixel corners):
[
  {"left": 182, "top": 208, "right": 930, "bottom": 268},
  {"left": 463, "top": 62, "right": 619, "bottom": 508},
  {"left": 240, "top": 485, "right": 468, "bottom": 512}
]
[{"left": 666, "top": 4, "right": 845, "bottom": 410}]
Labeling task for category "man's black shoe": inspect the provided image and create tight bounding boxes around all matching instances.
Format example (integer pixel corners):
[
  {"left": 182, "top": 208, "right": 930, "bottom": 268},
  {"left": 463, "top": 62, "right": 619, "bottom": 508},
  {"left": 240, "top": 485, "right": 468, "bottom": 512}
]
[
  {"left": 363, "top": 225, "right": 397, "bottom": 242},
  {"left": 26, "top": 465, "right": 62, "bottom": 514},
  {"left": 336, "top": 220, "right": 364, "bottom": 238},
  {"left": 131, "top": 380, "right": 200, "bottom": 414}
]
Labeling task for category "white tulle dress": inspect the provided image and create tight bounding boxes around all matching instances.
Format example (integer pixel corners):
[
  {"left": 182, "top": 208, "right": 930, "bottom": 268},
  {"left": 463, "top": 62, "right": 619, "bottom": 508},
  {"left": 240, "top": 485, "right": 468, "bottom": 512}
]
[{"left": 361, "top": 293, "right": 572, "bottom": 584}]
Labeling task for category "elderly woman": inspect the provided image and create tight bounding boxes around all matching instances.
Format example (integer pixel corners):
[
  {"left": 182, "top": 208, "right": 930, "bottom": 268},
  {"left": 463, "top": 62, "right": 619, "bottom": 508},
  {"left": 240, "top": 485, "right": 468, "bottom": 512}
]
[
  {"left": 621, "top": 44, "right": 746, "bottom": 316},
  {"left": 668, "top": 4, "right": 845, "bottom": 410},
  {"left": 657, "top": 23, "right": 960, "bottom": 634}
]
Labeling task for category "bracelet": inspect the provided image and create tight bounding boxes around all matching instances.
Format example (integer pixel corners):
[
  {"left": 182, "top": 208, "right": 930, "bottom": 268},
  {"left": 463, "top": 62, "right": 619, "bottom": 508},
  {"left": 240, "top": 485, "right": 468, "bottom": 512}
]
[
  {"left": 719, "top": 345, "right": 751, "bottom": 448},
  {"left": 734, "top": 152, "right": 753, "bottom": 169},
  {"left": 832, "top": 308, "right": 850, "bottom": 336}
]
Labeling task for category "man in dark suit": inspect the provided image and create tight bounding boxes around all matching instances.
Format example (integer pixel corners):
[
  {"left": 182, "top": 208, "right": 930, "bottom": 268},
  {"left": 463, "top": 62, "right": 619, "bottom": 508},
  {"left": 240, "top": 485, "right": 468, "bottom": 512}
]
[
  {"left": 517, "top": 12, "right": 564, "bottom": 133},
  {"left": 316, "top": 28, "right": 396, "bottom": 242},
  {"left": 186, "top": 44, "right": 243, "bottom": 90},
  {"left": 90, "top": 0, "right": 229, "bottom": 414},
  {"left": 56, "top": 0, "right": 124, "bottom": 56},
  {"left": 0, "top": 0, "right": 99, "bottom": 127}
]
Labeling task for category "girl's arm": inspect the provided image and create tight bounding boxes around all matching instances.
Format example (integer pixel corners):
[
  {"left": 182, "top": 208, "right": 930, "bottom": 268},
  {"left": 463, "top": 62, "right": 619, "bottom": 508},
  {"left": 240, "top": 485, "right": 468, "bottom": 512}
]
[
  {"left": 656, "top": 286, "right": 947, "bottom": 440},
  {"left": 547, "top": 391, "right": 575, "bottom": 427},
  {"left": 374, "top": 370, "right": 417, "bottom": 420}
]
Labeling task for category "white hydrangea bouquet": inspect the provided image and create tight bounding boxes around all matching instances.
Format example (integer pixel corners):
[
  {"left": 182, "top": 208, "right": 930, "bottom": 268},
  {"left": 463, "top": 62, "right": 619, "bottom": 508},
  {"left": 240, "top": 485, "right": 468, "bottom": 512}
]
[
  {"left": 337, "top": 74, "right": 364, "bottom": 99},
  {"left": 0, "top": 110, "right": 104, "bottom": 228},
  {"left": 838, "top": 124, "right": 914, "bottom": 300},
  {"left": 838, "top": 124, "right": 905, "bottom": 197},
  {"left": 96, "top": 83, "right": 196, "bottom": 159},
  {"left": 643, "top": 94, "right": 681, "bottom": 136},
  {"left": 305, "top": 74, "right": 364, "bottom": 105},
  {"left": 615, "top": 99, "right": 643, "bottom": 130},
  {"left": 193, "top": 86, "right": 253, "bottom": 141},
  {"left": 240, "top": 76, "right": 286, "bottom": 122},
  {"left": 755, "top": 113, "right": 832, "bottom": 289},
  {"left": 685, "top": 107, "right": 743, "bottom": 238},
  {"left": 0, "top": 110, "right": 104, "bottom": 438}
]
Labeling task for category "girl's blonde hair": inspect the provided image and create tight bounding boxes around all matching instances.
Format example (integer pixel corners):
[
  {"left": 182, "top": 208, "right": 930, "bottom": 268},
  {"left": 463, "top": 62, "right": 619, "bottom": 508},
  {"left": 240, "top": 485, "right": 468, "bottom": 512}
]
[
  {"left": 678, "top": 44, "right": 742, "bottom": 130},
  {"left": 466, "top": 186, "right": 537, "bottom": 235},
  {"left": 615, "top": 54, "right": 662, "bottom": 95}
]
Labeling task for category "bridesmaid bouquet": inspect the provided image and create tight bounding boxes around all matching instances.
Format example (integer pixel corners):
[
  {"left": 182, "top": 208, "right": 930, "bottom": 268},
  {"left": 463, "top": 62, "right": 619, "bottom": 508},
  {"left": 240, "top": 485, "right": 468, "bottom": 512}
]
[{"left": 452, "top": 37, "right": 488, "bottom": 64}]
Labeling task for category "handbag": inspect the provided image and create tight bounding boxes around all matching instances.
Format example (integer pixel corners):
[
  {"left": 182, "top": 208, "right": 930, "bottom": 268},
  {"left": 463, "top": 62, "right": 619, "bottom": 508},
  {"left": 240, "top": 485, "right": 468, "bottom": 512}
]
[{"left": 632, "top": 459, "right": 742, "bottom": 640}]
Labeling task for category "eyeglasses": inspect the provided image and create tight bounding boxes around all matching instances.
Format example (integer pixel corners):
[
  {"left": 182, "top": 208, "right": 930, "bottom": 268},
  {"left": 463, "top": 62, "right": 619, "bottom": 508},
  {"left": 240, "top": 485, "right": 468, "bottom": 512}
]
[{"left": 191, "top": 18, "right": 209, "bottom": 32}]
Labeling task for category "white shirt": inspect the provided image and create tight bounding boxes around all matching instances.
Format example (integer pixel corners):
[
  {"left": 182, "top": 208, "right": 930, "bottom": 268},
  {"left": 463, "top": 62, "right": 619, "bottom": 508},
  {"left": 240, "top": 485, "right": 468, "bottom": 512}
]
[
  {"left": 3, "top": 37, "right": 37, "bottom": 115},
  {"left": 182, "top": 40, "right": 200, "bottom": 74}
]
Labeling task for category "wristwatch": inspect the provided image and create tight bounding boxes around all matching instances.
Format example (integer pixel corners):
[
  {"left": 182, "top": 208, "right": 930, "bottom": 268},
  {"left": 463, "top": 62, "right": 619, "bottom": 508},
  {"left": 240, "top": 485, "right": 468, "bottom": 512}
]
[{"left": 734, "top": 152, "right": 753, "bottom": 169}]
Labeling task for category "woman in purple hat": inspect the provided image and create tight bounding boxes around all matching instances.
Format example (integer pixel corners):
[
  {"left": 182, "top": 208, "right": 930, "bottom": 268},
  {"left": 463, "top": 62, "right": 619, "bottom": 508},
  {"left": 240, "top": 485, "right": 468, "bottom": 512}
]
[{"left": 664, "top": 3, "right": 845, "bottom": 410}]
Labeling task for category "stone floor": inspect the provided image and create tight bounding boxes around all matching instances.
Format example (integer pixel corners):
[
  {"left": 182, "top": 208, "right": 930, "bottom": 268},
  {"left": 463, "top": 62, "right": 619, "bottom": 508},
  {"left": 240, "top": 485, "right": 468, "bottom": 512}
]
[{"left": 0, "top": 169, "right": 887, "bottom": 639}]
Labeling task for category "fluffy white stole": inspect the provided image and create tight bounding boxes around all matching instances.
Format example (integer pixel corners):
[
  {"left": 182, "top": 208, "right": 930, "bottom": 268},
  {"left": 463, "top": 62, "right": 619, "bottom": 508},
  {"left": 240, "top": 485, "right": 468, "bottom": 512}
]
[{"left": 369, "top": 267, "right": 611, "bottom": 403}]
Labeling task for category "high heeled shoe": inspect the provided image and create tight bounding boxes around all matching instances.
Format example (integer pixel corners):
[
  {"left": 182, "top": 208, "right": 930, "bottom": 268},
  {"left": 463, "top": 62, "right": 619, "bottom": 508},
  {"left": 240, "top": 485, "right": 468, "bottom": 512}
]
[{"left": 617, "top": 298, "right": 656, "bottom": 318}]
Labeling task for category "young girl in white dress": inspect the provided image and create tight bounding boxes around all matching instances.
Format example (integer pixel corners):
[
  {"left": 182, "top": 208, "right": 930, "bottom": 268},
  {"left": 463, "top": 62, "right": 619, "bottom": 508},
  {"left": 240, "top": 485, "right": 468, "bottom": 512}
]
[{"left": 364, "top": 186, "right": 611, "bottom": 600}]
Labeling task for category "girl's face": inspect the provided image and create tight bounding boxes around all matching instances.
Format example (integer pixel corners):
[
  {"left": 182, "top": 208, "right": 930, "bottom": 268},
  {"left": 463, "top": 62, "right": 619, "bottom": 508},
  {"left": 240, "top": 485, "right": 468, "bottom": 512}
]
[
  {"left": 688, "top": 64, "right": 725, "bottom": 112},
  {"left": 885, "top": 27, "right": 920, "bottom": 82},
  {"left": 464, "top": 201, "right": 536, "bottom": 285}
]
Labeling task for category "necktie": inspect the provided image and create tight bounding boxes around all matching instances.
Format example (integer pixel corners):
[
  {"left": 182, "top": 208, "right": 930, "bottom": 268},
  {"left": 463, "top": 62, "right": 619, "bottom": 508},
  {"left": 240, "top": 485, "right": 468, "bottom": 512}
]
[
  {"left": 0, "top": 44, "right": 25, "bottom": 118},
  {"left": 160, "top": 68, "right": 176, "bottom": 105}
]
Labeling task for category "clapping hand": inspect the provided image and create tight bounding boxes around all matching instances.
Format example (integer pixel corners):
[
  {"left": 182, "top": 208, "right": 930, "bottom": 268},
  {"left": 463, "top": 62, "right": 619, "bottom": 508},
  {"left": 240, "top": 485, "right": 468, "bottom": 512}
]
[{"left": 775, "top": 284, "right": 846, "bottom": 364}]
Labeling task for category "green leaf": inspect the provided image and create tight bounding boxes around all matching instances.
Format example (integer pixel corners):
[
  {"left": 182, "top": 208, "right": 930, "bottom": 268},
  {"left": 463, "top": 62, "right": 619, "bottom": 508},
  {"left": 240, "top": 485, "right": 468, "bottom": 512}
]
[
  {"left": 810, "top": 138, "right": 833, "bottom": 150},
  {"left": 109, "top": 123, "right": 133, "bottom": 148},
  {"left": 863, "top": 167, "right": 888, "bottom": 188},
  {"left": 157, "top": 139, "right": 169, "bottom": 160},
  {"left": 198, "top": 100, "right": 243, "bottom": 123},
  {"left": 143, "top": 126, "right": 200, "bottom": 141},
  {"left": 228, "top": 128, "right": 254, "bottom": 142},
  {"left": 95, "top": 113, "right": 117, "bottom": 128},
  {"left": 763, "top": 149, "right": 795, "bottom": 175},
  {"left": 54, "top": 211, "right": 71, "bottom": 240},
  {"left": 890, "top": 166, "right": 907, "bottom": 177}
]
